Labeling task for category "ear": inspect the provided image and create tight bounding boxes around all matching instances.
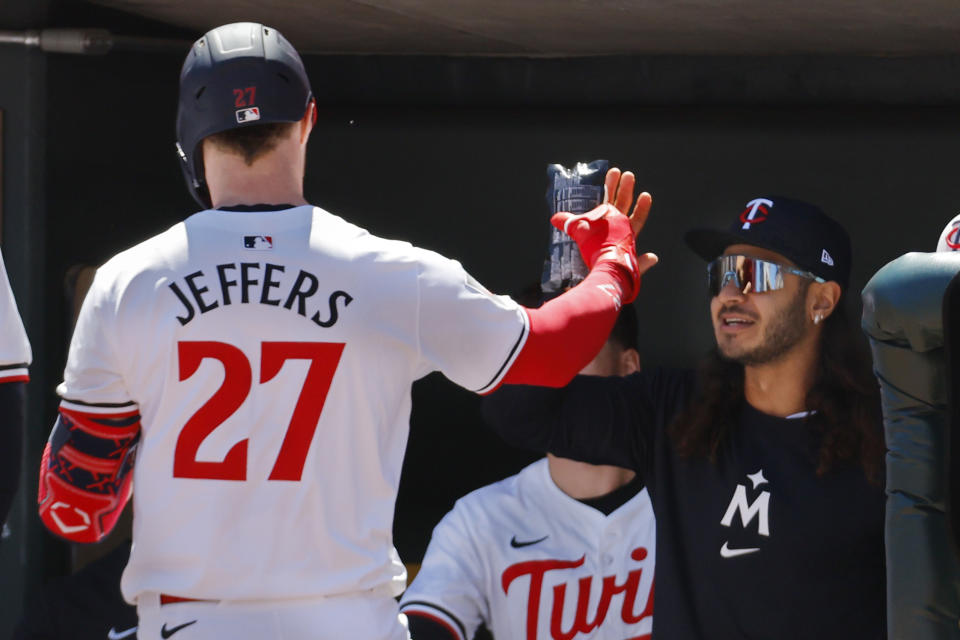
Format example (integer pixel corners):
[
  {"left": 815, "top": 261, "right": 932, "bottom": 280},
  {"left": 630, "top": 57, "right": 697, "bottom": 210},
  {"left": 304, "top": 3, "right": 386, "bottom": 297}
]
[
  {"left": 618, "top": 348, "right": 641, "bottom": 375},
  {"left": 808, "top": 280, "right": 842, "bottom": 324},
  {"left": 299, "top": 99, "right": 316, "bottom": 145}
]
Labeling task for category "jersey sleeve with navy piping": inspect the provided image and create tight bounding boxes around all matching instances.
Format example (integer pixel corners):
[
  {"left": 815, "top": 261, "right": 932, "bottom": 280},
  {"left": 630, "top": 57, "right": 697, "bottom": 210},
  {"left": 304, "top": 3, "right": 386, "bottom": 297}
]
[
  {"left": 481, "top": 368, "right": 695, "bottom": 483},
  {"left": 0, "top": 249, "right": 31, "bottom": 383},
  {"left": 38, "top": 267, "right": 141, "bottom": 543},
  {"left": 414, "top": 250, "right": 528, "bottom": 394},
  {"left": 401, "top": 504, "right": 490, "bottom": 640}
]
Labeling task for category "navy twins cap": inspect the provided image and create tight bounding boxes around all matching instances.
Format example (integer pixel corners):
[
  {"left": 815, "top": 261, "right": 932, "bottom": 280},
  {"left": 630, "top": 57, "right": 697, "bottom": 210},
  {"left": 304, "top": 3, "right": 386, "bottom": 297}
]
[{"left": 684, "top": 196, "right": 852, "bottom": 290}]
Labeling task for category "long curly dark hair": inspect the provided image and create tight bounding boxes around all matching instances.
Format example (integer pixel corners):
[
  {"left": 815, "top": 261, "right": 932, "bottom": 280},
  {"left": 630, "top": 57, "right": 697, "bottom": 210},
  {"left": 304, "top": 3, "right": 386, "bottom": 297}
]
[{"left": 669, "top": 301, "right": 885, "bottom": 483}]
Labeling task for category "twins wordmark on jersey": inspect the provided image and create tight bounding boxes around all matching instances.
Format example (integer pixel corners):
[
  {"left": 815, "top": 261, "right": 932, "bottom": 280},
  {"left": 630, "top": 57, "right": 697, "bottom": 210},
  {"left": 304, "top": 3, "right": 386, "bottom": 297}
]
[
  {"left": 401, "top": 459, "right": 655, "bottom": 640},
  {"left": 500, "top": 543, "right": 653, "bottom": 640}
]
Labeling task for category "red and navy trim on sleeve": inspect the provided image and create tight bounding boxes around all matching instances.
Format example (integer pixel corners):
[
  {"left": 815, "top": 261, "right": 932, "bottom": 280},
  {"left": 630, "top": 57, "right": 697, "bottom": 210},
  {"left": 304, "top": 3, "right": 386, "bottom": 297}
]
[
  {"left": 0, "top": 362, "right": 29, "bottom": 383},
  {"left": 401, "top": 601, "right": 467, "bottom": 640}
]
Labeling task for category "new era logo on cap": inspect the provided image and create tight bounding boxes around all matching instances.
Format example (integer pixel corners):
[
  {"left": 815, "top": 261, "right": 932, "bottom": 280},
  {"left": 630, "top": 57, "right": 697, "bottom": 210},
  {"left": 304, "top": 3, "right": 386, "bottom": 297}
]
[{"left": 821, "top": 250, "right": 834, "bottom": 266}]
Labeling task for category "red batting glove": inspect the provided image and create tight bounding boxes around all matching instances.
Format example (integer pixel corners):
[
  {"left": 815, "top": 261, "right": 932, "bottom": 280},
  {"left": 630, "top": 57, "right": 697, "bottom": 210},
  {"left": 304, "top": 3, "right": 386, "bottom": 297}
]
[{"left": 551, "top": 203, "right": 641, "bottom": 303}]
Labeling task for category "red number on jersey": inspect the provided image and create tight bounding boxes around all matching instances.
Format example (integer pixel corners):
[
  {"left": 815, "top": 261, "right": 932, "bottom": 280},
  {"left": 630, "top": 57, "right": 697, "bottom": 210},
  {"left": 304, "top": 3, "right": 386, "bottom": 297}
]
[
  {"left": 262, "top": 342, "right": 345, "bottom": 480},
  {"left": 174, "top": 341, "right": 251, "bottom": 480},
  {"left": 173, "top": 341, "right": 344, "bottom": 482}
]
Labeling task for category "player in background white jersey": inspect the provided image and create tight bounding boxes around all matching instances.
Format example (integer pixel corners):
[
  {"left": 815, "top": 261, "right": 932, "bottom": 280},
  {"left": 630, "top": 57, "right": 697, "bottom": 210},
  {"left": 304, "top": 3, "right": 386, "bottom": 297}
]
[
  {"left": 0, "top": 247, "right": 31, "bottom": 530},
  {"left": 35, "top": 22, "right": 657, "bottom": 640},
  {"left": 401, "top": 304, "right": 655, "bottom": 640}
]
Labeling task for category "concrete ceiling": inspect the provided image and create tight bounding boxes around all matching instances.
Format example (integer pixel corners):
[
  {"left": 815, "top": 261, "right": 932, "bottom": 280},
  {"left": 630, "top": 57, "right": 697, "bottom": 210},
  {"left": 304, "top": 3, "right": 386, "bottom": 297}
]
[{"left": 88, "top": 0, "right": 960, "bottom": 56}]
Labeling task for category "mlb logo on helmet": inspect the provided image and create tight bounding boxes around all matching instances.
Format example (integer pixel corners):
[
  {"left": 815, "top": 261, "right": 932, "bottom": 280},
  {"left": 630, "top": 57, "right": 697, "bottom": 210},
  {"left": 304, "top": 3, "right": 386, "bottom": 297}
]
[
  {"left": 236, "top": 107, "right": 261, "bottom": 123},
  {"left": 740, "top": 198, "right": 773, "bottom": 230}
]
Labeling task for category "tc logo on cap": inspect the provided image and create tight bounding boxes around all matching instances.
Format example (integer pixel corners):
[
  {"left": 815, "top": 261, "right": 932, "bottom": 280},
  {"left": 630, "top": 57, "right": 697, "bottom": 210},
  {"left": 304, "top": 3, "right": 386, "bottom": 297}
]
[
  {"left": 946, "top": 222, "right": 960, "bottom": 251},
  {"left": 740, "top": 198, "right": 773, "bottom": 230}
]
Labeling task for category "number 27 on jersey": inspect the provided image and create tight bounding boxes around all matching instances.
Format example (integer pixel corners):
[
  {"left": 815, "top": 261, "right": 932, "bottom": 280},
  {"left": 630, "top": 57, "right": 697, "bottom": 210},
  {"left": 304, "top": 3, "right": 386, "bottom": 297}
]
[{"left": 173, "top": 341, "right": 344, "bottom": 482}]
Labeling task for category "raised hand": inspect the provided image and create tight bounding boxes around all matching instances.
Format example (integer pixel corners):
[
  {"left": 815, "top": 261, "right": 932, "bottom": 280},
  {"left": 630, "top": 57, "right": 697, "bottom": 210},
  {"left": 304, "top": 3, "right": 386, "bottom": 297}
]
[{"left": 604, "top": 167, "right": 653, "bottom": 239}]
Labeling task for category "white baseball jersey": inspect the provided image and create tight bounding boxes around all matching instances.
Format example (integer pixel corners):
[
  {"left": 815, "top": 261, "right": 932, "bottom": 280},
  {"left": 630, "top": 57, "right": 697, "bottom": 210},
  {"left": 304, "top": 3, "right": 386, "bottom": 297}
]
[
  {"left": 401, "top": 459, "right": 655, "bottom": 640},
  {"left": 938, "top": 213, "right": 960, "bottom": 252},
  {"left": 56, "top": 205, "right": 528, "bottom": 604},
  {"left": 0, "top": 248, "right": 31, "bottom": 382}
]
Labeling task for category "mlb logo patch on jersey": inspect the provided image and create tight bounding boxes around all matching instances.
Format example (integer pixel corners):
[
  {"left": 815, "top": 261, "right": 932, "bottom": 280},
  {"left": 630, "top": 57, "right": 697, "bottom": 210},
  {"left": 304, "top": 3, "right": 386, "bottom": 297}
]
[
  {"left": 236, "top": 107, "right": 261, "bottom": 123},
  {"left": 243, "top": 235, "right": 273, "bottom": 250}
]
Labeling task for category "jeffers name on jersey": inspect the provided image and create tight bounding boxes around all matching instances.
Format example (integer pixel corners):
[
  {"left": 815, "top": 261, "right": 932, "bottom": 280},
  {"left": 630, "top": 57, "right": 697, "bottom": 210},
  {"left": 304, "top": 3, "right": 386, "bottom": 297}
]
[{"left": 167, "top": 262, "right": 353, "bottom": 328}]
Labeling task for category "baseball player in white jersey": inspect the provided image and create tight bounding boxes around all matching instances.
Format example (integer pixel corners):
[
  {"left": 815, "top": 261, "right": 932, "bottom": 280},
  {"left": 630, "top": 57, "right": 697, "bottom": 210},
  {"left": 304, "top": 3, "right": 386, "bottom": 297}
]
[
  {"left": 0, "top": 247, "right": 31, "bottom": 529},
  {"left": 401, "top": 307, "right": 655, "bottom": 640},
  {"left": 35, "top": 22, "right": 657, "bottom": 640}
]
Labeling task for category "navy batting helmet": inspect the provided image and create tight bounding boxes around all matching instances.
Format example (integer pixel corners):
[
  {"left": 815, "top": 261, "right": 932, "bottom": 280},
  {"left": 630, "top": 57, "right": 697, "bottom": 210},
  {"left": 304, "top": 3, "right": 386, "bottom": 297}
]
[{"left": 175, "top": 22, "right": 313, "bottom": 208}]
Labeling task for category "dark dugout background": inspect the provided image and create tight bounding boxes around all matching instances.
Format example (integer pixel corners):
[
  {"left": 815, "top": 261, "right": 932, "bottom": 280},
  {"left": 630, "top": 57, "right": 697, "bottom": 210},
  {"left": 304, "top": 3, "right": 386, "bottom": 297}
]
[{"left": 4, "top": 3, "right": 960, "bottom": 635}]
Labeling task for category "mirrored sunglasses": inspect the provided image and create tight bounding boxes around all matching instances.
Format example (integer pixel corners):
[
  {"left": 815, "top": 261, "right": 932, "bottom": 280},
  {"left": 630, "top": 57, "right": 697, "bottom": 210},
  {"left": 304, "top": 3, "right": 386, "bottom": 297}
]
[{"left": 707, "top": 255, "right": 825, "bottom": 297}]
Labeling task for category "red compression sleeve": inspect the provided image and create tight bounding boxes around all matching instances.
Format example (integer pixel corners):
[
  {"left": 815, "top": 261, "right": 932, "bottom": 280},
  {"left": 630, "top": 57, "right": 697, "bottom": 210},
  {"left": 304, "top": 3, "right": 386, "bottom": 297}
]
[
  {"left": 499, "top": 261, "right": 632, "bottom": 390},
  {"left": 38, "top": 406, "right": 140, "bottom": 543}
]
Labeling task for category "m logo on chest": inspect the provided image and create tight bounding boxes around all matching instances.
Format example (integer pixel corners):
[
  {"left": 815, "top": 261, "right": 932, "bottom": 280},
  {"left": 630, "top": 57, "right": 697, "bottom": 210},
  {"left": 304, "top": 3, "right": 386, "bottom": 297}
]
[{"left": 719, "top": 469, "right": 770, "bottom": 558}]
